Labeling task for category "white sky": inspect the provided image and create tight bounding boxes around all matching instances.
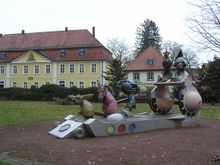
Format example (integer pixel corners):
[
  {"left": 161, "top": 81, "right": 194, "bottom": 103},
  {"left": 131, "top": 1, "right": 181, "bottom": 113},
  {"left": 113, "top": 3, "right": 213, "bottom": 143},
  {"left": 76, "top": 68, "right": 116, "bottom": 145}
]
[{"left": 0, "top": 0, "right": 211, "bottom": 62}]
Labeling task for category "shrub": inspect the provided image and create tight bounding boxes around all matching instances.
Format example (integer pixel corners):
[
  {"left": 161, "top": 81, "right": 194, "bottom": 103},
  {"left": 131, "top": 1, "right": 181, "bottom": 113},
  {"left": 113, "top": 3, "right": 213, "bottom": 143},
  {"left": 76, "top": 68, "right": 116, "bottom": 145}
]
[
  {"left": 0, "top": 85, "right": 99, "bottom": 101},
  {"left": 39, "top": 84, "right": 70, "bottom": 100}
]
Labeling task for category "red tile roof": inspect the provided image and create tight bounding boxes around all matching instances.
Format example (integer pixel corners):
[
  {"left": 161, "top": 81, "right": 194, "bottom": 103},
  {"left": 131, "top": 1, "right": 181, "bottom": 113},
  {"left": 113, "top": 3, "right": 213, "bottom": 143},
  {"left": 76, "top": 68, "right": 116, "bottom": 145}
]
[
  {"left": 0, "top": 29, "right": 113, "bottom": 62},
  {"left": 127, "top": 46, "right": 164, "bottom": 71},
  {"left": 0, "top": 29, "right": 102, "bottom": 51}
]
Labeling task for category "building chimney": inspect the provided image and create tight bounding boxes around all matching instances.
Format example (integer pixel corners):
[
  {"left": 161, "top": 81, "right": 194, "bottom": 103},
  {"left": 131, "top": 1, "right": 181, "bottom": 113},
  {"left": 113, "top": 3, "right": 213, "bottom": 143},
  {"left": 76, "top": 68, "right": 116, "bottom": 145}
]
[
  {"left": 92, "top": 26, "right": 95, "bottom": 37},
  {"left": 0, "top": 34, "right": 2, "bottom": 37},
  {"left": 65, "top": 27, "right": 68, "bottom": 32},
  {"left": 21, "top": 30, "right": 25, "bottom": 34}
]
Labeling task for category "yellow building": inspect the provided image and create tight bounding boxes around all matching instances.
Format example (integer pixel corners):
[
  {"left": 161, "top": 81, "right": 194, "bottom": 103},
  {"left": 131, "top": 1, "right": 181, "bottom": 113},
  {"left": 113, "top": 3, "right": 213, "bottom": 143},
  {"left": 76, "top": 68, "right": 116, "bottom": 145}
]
[{"left": 0, "top": 28, "right": 112, "bottom": 88}]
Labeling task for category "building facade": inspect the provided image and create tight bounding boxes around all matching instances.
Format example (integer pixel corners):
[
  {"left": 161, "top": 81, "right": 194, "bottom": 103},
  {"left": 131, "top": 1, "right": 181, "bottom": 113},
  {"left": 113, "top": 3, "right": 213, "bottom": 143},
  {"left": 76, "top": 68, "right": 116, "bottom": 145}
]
[
  {"left": 0, "top": 28, "right": 112, "bottom": 88},
  {"left": 126, "top": 46, "right": 164, "bottom": 86}
]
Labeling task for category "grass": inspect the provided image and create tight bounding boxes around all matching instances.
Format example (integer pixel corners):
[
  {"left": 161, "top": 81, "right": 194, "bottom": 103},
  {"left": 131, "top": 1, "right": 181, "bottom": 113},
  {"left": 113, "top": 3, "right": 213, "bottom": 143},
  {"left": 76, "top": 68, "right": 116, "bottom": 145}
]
[
  {"left": 0, "top": 101, "right": 219, "bottom": 126},
  {"left": 0, "top": 161, "right": 13, "bottom": 165}
]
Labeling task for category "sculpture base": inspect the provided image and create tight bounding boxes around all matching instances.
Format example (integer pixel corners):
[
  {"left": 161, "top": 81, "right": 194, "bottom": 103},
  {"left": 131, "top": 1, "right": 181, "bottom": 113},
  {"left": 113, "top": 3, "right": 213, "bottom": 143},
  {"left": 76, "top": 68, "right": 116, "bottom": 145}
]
[{"left": 48, "top": 112, "right": 201, "bottom": 139}]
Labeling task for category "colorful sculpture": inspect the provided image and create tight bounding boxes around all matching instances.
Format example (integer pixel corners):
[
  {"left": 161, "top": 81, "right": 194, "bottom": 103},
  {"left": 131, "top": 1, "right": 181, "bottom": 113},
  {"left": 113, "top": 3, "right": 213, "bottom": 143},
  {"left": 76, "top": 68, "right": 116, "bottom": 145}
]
[
  {"left": 97, "top": 85, "right": 118, "bottom": 116},
  {"left": 68, "top": 94, "right": 95, "bottom": 118},
  {"left": 150, "top": 48, "right": 202, "bottom": 116},
  {"left": 48, "top": 48, "right": 202, "bottom": 139}
]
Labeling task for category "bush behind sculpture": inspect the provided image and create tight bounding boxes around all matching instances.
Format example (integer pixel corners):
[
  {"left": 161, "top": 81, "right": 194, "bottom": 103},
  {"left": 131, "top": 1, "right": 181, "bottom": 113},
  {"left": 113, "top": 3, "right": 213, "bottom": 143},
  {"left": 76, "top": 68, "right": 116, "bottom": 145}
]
[{"left": 0, "top": 84, "right": 99, "bottom": 102}]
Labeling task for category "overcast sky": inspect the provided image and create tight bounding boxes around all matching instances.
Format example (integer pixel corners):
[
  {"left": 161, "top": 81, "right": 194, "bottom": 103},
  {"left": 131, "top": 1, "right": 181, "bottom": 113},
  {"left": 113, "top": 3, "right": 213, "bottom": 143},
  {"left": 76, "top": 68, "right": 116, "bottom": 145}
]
[{"left": 0, "top": 0, "right": 211, "bottom": 62}]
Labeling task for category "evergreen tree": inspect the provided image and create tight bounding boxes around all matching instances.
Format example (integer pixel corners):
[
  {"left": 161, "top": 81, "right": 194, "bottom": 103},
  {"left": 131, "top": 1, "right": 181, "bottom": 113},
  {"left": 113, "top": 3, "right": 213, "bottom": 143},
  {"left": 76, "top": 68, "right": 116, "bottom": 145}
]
[
  {"left": 200, "top": 57, "right": 220, "bottom": 102},
  {"left": 103, "top": 58, "right": 127, "bottom": 87},
  {"left": 134, "top": 19, "right": 162, "bottom": 56}
]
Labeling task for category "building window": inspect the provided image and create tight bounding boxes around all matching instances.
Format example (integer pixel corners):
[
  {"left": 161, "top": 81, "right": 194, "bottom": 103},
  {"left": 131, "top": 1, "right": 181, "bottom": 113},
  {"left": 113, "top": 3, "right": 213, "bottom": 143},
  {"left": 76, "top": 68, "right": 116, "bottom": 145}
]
[
  {"left": 59, "top": 49, "right": 67, "bottom": 57},
  {"left": 147, "top": 72, "right": 154, "bottom": 81},
  {"left": 45, "top": 65, "right": 51, "bottom": 74},
  {"left": 12, "top": 82, "right": 17, "bottom": 87},
  {"left": 34, "top": 65, "right": 40, "bottom": 74},
  {"left": 69, "top": 81, "right": 75, "bottom": 88},
  {"left": 79, "top": 81, "right": 84, "bottom": 88},
  {"left": 0, "top": 81, "right": 4, "bottom": 88},
  {"left": 145, "top": 58, "right": 155, "bottom": 65},
  {"left": 69, "top": 64, "right": 75, "bottom": 73},
  {"left": 91, "top": 81, "right": 96, "bottom": 87},
  {"left": 23, "top": 66, "right": 28, "bottom": 74},
  {"left": 78, "top": 49, "right": 87, "bottom": 56},
  {"left": 60, "top": 64, "right": 65, "bottom": 74},
  {"left": 0, "top": 66, "right": 4, "bottom": 74},
  {"left": 23, "top": 82, "right": 28, "bottom": 88},
  {"left": 12, "top": 66, "right": 18, "bottom": 74},
  {"left": 133, "top": 72, "right": 140, "bottom": 81},
  {"left": 91, "top": 64, "right": 97, "bottom": 73},
  {"left": 34, "top": 82, "right": 39, "bottom": 88},
  {"left": 59, "top": 80, "right": 65, "bottom": 87},
  {"left": 79, "top": 64, "right": 85, "bottom": 73},
  {"left": 46, "top": 82, "right": 50, "bottom": 85}
]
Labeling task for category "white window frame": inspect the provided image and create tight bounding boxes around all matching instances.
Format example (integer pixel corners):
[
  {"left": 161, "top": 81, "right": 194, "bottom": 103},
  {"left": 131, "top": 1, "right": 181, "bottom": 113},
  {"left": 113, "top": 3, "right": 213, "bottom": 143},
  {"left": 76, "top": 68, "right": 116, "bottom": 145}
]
[
  {"left": 34, "top": 65, "right": 40, "bottom": 74},
  {"left": 69, "top": 81, "right": 75, "bottom": 88},
  {"left": 79, "top": 64, "right": 85, "bottom": 74},
  {"left": 23, "top": 65, "right": 28, "bottom": 74},
  {"left": 133, "top": 72, "right": 140, "bottom": 81},
  {"left": 12, "top": 65, "right": 18, "bottom": 74},
  {"left": 91, "top": 81, "right": 96, "bottom": 87},
  {"left": 45, "top": 64, "right": 51, "bottom": 74},
  {"left": 0, "top": 81, "right": 4, "bottom": 88},
  {"left": 12, "top": 82, "right": 17, "bottom": 87},
  {"left": 59, "top": 80, "right": 66, "bottom": 87},
  {"left": 0, "top": 65, "right": 5, "bottom": 74},
  {"left": 23, "top": 82, "right": 28, "bottom": 88},
  {"left": 79, "top": 81, "right": 84, "bottom": 88},
  {"left": 34, "top": 82, "right": 39, "bottom": 88},
  {"left": 69, "top": 64, "right": 75, "bottom": 73},
  {"left": 147, "top": 72, "right": 154, "bottom": 81},
  {"left": 60, "top": 64, "right": 65, "bottom": 74},
  {"left": 91, "top": 63, "right": 97, "bottom": 73}
]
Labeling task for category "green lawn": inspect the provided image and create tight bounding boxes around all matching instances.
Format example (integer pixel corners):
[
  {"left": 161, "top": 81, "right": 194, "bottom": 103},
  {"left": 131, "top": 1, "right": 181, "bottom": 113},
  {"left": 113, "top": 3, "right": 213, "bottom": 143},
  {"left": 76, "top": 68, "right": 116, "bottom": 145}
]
[
  {"left": 0, "top": 161, "right": 13, "bottom": 165},
  {"left": 0, "top": 101, "right": 219, "bottom": 126}
]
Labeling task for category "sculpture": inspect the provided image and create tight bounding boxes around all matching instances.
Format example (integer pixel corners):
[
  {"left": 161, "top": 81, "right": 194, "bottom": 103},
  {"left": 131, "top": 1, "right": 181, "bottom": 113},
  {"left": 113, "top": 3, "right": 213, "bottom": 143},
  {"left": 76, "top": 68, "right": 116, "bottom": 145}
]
[
  {"left": 97, "top": 85, "right": 118, "bottom": 116},
  {"left": 150, "top": 48, "right": 202, "bottom": 116},
  {"left": 68, "top": 94, "right": 95, "bottom": 118},
  {"left": 172, "top": 48, "right": 189, "bottom": 82},
  {"left": 48, "top": 48, "right": 202, "bottom": 139},
  {"left": 161, "top": 51, "right": 172, "bottom": 81}
]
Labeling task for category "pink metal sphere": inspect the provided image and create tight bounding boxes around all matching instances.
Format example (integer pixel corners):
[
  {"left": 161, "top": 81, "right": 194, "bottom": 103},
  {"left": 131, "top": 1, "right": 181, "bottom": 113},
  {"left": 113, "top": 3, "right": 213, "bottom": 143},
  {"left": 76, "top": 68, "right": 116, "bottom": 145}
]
[
  {"left": 156, "top": 98, "right": 173, "bottom": 111},
  {"left": 183, "top": 91, "right": 202, "bottom": 113}
]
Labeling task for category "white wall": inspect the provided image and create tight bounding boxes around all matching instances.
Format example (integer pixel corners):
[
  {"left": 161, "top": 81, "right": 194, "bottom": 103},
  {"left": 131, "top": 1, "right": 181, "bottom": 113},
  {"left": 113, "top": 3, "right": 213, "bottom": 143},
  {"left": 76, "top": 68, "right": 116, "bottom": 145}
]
[{"left": 127, "top": 71, "right": 163, "bottom": 84}]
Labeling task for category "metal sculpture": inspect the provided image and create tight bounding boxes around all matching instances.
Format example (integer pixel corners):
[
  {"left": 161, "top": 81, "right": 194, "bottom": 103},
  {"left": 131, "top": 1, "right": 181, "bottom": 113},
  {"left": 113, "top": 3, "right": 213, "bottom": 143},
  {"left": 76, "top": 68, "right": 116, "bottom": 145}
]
[
  {"left": 97, "top": 85, "right": 118, "bottom": 116},
  {"left": 49, "top": 48, "right": 202, "bottom": 139},
  {"left": 149, "top": 48, "right": 202, "bottom": 116},
  {"left": 68, "top": 94, "right": 95, "bottom": 118}
]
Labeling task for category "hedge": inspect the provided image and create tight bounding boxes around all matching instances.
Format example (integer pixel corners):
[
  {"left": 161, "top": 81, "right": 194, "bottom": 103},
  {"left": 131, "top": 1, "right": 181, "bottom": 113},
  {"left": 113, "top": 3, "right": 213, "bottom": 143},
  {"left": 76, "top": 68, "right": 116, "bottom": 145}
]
[{"left": 0, "top": 84, "right": 99, "bottom": 102}]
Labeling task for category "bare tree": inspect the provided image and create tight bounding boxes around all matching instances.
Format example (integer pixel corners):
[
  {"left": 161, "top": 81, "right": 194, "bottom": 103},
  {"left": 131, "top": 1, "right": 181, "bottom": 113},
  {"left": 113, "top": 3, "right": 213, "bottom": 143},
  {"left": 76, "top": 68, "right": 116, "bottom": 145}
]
[
  {"left": 183, "top": 49, "right": 200, "bottom": 69},
  {"left": 162, "top": 40, "right": 183, "bottom": 61},
  {"left": 106, "top": 38, "right": 132, "bottom": 66},
  {"left": 187, "top": 0, "right": 220, "bottom": 54}
]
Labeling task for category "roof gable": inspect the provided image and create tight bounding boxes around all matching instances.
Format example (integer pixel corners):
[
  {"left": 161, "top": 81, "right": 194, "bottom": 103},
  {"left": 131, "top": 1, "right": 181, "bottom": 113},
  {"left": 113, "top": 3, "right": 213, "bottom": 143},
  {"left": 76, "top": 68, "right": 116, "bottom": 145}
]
[
  {"left": 0, "top": 29, "right": 102, "bottom": 51},
  {"left": 127, "top": 46, "right": 164, "bottom": 71},
  {"left": 11, "top": 50, "right": 51, "bottom": 63}
]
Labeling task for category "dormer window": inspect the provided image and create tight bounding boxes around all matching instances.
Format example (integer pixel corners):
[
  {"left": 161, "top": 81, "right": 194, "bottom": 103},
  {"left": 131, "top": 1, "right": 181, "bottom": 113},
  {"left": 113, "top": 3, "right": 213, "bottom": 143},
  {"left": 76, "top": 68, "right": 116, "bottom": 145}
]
[
  {"left": 0, "top": 52, "right": 7, "bottom": 59},
  {"left": 78, "top": 49, "right": 87, "bottom": 56},
  {"left": 145, "top": 58, "right": 155, "bottom": 65},
  {"left": 59, "top": 49, "right": 67, "bottom": 57}
]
